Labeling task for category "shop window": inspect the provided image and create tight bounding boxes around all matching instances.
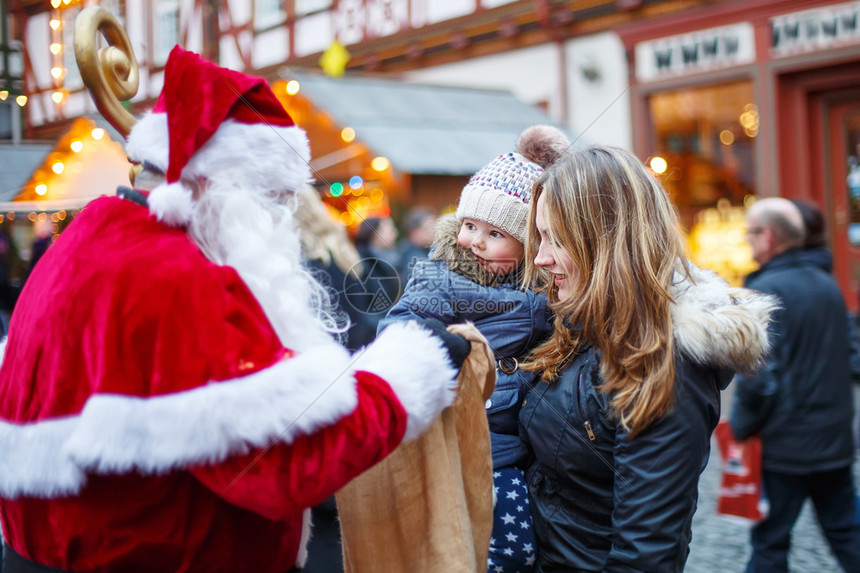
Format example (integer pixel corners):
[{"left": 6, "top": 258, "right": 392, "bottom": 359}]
[
  {"left": 154, "top": 0, "right": 180, "bottom": 67},
  {"left": 296, "top": 0, "right": 332, "bottom": 16},
  {"left": 648, "top": 80, "right": 758, "bottom": 285},
  {"left": 101, "top": 0, "right": 126, "bottom": 24},
  {"left": 255, "top": 0, "right": 286, "bottom": 29},
  {"left": 61, "top": 6, "right": 82, "bottom": 89}
]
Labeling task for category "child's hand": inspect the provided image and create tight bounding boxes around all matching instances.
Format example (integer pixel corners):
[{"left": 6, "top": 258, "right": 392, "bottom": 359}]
[{"left": 418, "top": 318, "right": 471, "bottom": 371}]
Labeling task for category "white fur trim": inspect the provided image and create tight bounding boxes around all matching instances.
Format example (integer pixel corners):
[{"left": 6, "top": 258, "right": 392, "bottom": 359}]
[
  {"left": 296, "top": 508, "right": 312, "bottom": 567},
  {"left": 671, "top": 263, "right": 778, "bottom": 372},
  {"left": 148, "top": 181, "right": 194, "bottom": 227},
  {"left": 66, "top": 344, "right": 357, "bottom": 474},
  {"left": 126, "top": 112, "right": 311, "bottom": 193},
  {"left": 190, "top": 121, "right": 311, "bottom": 193},
  {"left": 126, "top": 112, "right": 169, "bottom": 170},
  {"left": 0, "top": 322, "right": 459, "bottom": 499},
  {"left": 0, "top": 337, "right": 5, "bottom": 370},
  {"left": 0, "top": 417, "right": 84, "bottom": 498},
  {"left": 0, "top": 343, "right": 361, "bottom": 498},
  {"left": 353, "top": 322, "right": 457, "bottom": 442},
  {"left": 0, "top": 325, "right": 458, "bottom": 498}
]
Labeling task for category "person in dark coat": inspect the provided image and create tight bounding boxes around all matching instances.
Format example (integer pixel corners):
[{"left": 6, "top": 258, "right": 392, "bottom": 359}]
[
  {"left": 792, "top": 198, "right": 860, "bottom": 386},
  {"left": 518, "top": 146, "right": 776, "bottom": 572},
  {"left": 0, "top": 230, "right": 17, "bottom": 333},
  {"left": 294, "top": 185, "right": 384, "bottom": 573},
  {"left": 296, "top": 185, "right": 377, "bottom": 352},
  {"left": 791, "top": 199, "right": 832, "bottom": 270},
  {"left": 731, "top": 197, "right": 860, "bottom": 572},
  {"left": 396, "top": 207, "right": 436, "bottom": 282},
  {"left": 24, "top": 221, "right": 52, "bottom": 283},
  {"left": 353, "top": 216, "right": 402, "bottom": 322}
]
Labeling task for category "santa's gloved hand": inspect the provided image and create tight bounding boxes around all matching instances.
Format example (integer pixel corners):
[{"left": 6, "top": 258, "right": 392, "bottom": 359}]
[{"left": 419, "top": 318, "right": 471, "bottom": 371}]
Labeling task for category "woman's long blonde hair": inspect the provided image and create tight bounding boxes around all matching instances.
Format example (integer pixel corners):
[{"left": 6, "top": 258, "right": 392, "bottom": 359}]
[
  {"left": 522, "top": 146, "right": 691, "bottom": 437},
  {"left": 295, "top": 185, "right": 362, "bottom": 277}
]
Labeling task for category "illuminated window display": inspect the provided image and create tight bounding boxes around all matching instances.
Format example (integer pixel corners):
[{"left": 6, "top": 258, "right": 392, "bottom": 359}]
[{"left": 648, "top": 81, "right": 758, "bottom": 285}]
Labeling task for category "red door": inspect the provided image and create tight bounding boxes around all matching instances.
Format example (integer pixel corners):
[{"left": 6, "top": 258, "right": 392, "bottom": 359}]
[
  {"left": 777, "top": 61, "right": 860, "bottom": 312},
  {"left": 826, "top": 97, "right": 860, "bottom": 312}
]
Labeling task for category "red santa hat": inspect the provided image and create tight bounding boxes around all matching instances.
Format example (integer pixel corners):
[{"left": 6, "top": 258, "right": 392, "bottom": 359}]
[{"left": 126, "top": 46, "right": 311, "bottom": 225}]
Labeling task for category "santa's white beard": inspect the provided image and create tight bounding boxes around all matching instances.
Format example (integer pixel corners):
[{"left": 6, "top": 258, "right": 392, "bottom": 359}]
[{"left": 187, "top": 183, "right": 341, "bottom": 352}]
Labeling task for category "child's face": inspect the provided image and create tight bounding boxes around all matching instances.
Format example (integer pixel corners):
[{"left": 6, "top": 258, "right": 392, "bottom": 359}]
[{"left": 457, "top": 218, "right": 524, "bottom": 276}]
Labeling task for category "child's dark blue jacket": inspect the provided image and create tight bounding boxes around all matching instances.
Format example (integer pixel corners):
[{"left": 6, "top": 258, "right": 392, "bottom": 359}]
[{"left": 378, "top": 215, "right": 552, "bottom": 469}]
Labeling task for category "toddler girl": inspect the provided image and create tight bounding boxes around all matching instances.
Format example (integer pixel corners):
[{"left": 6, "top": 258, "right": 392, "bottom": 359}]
[{"left": 380, "top": 125, "right": 570, "bottom": 572}]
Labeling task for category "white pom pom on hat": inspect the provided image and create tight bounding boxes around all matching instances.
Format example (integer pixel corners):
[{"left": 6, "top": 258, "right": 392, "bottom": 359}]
[
  {"left": 148, "top": 182, "right": 194, "bottom": 227},
  {"left": 455, "top": 125, "right": 570, "bottom": 243}
]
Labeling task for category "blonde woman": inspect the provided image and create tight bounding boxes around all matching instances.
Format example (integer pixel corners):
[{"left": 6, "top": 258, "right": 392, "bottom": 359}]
[
  {"left": 519, "top": 146, "right": 777, "bottom": 571},
  {"left": 295, "top": 185, "right": 375, "bottom": 351}
]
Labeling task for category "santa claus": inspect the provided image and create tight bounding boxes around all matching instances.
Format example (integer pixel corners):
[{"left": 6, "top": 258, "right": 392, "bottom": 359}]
[{"left": 0, "top": 46, "right": 469, "bottom": 572}]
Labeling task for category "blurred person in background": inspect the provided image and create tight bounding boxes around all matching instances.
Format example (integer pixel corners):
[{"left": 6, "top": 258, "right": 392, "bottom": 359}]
[
  {"left": 396, "top": 207, "right": 436, "bottom": 282},
  {"left": 791, "top": 199, "right": 831, "bottom": 270},
  {"left": 0, "top": 231, "right": 14, "bottom": 336},
  {"left": 353, "top": 216, "right": 402, "bottom": 320},
  {"left": 354, "top": 216, "right": 399, "bottom": 268},
  {"left": 731, "top": 197, "right": 860, "bottom": 572},
  {"left": 791, "top": 198, "right": 860, "bottom": 525},
  {"left": 295, "top": 184, "right": 382, "bottom": 573},
  {"left": 25, "top": 219, "right": 53, "bottom": 282},
  {"left": 296, "top": 185, "right": 377, "bottom": 351}
]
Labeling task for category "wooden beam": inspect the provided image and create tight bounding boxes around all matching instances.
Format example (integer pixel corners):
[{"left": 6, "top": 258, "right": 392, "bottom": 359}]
[{"left": 282, "top": 0, "right": 713, "bottom": 74}]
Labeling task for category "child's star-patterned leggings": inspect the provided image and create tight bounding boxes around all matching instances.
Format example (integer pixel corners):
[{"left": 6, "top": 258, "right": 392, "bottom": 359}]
[{"left": 487, "top": 466, "right": 536, "bottom": 573}]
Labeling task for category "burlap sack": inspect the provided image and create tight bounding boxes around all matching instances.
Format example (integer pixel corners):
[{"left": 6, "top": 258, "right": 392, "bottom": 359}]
[{"left": 336, "top": 323, "right": 496, "bottom": 573}]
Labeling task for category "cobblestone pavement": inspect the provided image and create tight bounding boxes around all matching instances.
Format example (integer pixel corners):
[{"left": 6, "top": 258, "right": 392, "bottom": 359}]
[
  {"left": 686, "top": 439, "right": 859, "bottom": 572},
  {"left": 686, "top": 387, "right": 860, "bottom": 572}
]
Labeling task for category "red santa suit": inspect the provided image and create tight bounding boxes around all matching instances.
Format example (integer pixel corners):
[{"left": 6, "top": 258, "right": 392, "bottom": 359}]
[{"left": 0, "top": 46, "right": 458, "bottom": 573}]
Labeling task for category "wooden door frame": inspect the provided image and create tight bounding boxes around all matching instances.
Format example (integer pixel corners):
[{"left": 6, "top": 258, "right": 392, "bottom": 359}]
[
  {"left": 779, "top": 63, "right": 860, "bottom": 309},
  {"left": 824, "top": 96, "right": 860, "bottom": 310}
]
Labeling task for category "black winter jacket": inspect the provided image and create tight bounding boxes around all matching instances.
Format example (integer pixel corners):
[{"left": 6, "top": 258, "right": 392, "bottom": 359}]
[
  {"left": 520, "top": 264, "right": 776, "bottom": 572},
  {"left": 730, "top": 249, "right": 856, "bottom": 473}
]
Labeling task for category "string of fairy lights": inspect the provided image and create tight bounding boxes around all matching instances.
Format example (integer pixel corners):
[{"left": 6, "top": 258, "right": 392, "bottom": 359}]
[
  {"left": 273, "top": 78, "right": 393, "bottom": 230},
  {"left": 7, "top": 9, "right": 761, "bottom": 282},
  {"left": 1, "top": 119, "right": 112, "bottom": 257},
  {"left": 2, "top": 1, "right": 79, "bottom": 110}
]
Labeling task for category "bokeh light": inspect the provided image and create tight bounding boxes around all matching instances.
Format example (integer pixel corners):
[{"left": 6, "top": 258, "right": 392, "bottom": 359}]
[
  {"left": 371, "top": 156, "right": 390, "bottom": 171},
  {"left": 649, "top": 156, "right": 668, "bottom": 174}
]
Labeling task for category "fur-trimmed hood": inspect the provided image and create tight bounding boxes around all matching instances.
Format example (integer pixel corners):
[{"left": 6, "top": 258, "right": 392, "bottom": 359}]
[
  {"left": 430, "top": 214, "right": 518, "bottom": 287},
  {"left": 670, "top": 263, "right": 778, "bottom": 375}
]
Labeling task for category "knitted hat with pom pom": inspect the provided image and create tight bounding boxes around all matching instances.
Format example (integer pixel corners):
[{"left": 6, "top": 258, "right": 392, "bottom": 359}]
[{"left": 455, "top": 125, "right": 570, "bottom": 243}]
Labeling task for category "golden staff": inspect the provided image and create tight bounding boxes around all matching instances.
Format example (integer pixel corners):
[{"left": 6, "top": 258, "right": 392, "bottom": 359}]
[{"left": 73, "top": 6, "right": 138, "bottom": 137}]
